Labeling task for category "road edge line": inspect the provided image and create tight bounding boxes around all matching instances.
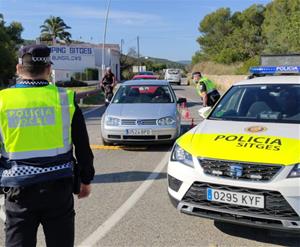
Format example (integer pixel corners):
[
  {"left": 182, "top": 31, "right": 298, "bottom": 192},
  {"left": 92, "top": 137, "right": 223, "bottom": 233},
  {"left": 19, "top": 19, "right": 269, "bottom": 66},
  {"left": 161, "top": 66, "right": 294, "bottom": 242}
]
[
  {"left": 83, "top": 106, "right": 104, "bottom": 116},
  {"left": 78, "top": 152, "right": 170, "bottom": 247}
]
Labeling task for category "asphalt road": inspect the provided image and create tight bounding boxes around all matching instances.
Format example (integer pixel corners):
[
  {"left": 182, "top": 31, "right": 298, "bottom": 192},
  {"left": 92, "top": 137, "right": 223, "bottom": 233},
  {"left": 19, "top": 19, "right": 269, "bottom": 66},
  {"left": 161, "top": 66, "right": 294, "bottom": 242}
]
[{"left": 0, "top": 80, "right": 299, "bottom": 246}]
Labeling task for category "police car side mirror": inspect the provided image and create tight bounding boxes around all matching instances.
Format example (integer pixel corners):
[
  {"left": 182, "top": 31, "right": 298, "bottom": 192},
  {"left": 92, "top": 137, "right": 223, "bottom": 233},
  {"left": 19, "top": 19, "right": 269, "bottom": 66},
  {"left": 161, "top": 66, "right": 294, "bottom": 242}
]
[{"left": 198, "top": 106, "right": 212, "bottom": 119}]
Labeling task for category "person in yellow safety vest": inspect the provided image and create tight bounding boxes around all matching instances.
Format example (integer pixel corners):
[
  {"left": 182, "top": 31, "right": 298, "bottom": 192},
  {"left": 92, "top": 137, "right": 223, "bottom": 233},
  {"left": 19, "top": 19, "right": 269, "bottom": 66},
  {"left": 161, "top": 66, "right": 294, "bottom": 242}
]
[
  {"left": 192, "top": 71, "right": 220, "bottom": 107},
  {"left": 0, "top": 44, "right": 95, "bottom": 247}
]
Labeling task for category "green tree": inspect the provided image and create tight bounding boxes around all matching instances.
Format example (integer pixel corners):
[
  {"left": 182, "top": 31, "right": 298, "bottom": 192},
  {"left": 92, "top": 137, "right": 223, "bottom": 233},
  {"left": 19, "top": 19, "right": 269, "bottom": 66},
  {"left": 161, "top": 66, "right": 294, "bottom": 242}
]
[
  {"left": 263, "top": 0, "right": 300, "bottom": 53},
  {"left": 40, "top": 16, "right": 72, "bottom": 44},
  {"left": 197, "top": 8, "right": 233, "bottom": 61},
  {"left": 195, "top": 5, "right": 265, "bottom": 64},
  {"left": 223, "top": 4, "right": 265, "bottom": 62},
  {"left": 191, "top": 51, "right": 207, "bottom": 65},
  {"left": 0, "top": 14, "right": 23, "bottom": 85}
]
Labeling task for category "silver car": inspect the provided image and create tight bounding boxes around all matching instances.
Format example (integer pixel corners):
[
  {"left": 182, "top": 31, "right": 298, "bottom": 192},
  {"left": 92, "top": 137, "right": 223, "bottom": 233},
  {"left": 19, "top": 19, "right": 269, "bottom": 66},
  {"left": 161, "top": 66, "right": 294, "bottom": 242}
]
[{"left": 101, "top": 80, "right": 186, "bottom": 145}]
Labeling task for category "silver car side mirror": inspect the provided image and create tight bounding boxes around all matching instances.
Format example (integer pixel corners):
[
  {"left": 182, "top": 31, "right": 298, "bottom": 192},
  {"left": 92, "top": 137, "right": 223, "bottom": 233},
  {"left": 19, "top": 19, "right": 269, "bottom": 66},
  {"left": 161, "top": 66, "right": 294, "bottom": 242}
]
[{"left": 198, "top": 106, "right": 212, "bottom": 119}]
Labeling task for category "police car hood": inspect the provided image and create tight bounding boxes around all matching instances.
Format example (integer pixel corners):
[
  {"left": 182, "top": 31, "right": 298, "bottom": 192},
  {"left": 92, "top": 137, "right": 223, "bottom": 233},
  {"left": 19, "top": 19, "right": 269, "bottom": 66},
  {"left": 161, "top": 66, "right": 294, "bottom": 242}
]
[{"left": 177, "top": 120, "right": 300, "bottom": 166}]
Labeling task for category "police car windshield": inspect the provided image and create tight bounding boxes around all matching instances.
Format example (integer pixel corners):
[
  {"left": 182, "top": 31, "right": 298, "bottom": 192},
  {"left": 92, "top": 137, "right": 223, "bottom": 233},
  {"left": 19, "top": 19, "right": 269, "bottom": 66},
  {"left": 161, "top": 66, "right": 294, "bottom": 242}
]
[{"left": 210, "top": 84, "right": 300, "bottom": 124}]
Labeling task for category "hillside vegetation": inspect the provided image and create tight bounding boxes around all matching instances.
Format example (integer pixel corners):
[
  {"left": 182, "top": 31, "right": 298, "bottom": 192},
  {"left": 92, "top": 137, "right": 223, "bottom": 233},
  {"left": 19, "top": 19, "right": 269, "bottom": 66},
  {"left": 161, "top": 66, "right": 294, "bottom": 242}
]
[{"left": 192, "top": 0, "right": 300, "bottom": 74}]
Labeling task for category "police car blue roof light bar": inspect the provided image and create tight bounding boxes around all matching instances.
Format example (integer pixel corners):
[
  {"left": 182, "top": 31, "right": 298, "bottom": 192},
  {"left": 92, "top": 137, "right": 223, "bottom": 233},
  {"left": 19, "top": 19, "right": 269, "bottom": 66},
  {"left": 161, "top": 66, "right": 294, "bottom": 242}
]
[{"left": 250, "top": 66, "right": 300, "bottom": 75}]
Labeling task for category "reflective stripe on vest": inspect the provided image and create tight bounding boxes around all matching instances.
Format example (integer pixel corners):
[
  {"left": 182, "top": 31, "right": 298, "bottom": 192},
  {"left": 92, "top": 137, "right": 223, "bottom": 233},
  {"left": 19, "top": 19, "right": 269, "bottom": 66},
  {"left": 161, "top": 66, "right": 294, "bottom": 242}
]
[
  {"left": 0, "top": 85, "right": 75, "bottom": 160},
  {"left": 199, "top": 77, "right": 216, "bottom": 94}
]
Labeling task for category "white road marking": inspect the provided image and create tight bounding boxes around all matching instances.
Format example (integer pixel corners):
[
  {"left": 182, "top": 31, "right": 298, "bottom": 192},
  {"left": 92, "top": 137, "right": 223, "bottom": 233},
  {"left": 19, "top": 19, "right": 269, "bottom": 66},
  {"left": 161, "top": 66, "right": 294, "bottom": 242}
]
[
  {"left": 83, "top": 106, "right": 103, "bottom": 116},
  {"left": 0, "top": 196, "right": 5, "bottom": 222},
  {"left": 176, "top": 92, "right": 199, "bottom": 104},
  {"left": 79, "top": 152, "right": 170, "bottom": 247}
]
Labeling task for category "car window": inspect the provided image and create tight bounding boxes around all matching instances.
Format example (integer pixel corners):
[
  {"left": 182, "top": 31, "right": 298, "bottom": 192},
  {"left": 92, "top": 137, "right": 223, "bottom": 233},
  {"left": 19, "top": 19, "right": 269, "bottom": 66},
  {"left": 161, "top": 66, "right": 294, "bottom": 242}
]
[
  {"left": 210, "top": 84, "right": 300, "bottom": 124},
  {"left": 112, "top": 85, "right": 174, "bottom": 104},
  {"left": 132, "top": 76, "right": 156, "bottom": 80},
  {"left": 167, "top": 69, "right": 179, "bottom": 75},
  {"left": 137, "top": 71, "right": 154, "bottom": 75}
]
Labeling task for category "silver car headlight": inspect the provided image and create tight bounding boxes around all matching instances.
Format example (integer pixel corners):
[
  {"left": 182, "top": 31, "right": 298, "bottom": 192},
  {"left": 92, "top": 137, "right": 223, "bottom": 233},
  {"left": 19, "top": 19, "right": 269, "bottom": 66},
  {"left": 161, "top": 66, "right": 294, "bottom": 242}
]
[
  {"left": 157, "top": 116, "right": 176, "bottom": 126},
  {"left": 105, "top": 116, "right": 121, "bottom": 126},
  {"left": 288, "top": 164, "right": 300, "bottom": 178},
  {"left": 171, "top": 144, "right": 194, "bottom": 168}
]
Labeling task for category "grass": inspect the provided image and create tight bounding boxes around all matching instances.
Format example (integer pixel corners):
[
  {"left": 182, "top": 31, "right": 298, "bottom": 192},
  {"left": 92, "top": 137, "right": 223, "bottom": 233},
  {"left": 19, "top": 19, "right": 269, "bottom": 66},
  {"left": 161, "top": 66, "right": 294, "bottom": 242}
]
[
  {"left": 79, "top": 92, "right": 105, "bottom": 106},
  {"left": 192, "top": 61, "right": 242, "bottom": 75},
  {"left": 206, "top": 75, "right": 247, "bottom": 94},
  {"left": 67, "top": 86, "right": 98, "bottom": 94}
]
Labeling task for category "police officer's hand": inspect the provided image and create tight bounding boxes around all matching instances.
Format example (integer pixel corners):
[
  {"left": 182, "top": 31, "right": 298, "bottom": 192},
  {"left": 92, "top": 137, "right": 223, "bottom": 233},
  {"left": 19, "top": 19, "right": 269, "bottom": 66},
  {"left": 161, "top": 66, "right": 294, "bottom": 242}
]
[{"left": 78, "top": 183, "right": 91, "bottom": 199}]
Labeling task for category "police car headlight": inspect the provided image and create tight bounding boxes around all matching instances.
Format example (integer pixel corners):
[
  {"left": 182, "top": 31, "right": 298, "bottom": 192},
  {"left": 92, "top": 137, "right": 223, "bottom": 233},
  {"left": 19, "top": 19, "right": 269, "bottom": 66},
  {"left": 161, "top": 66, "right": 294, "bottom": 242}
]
[
  {"left": 157, "top": 117, "right": 176, "bottom": 126},
  {"left": 171, "top": 144, "right": 194, "bottom": 168},
  {"left": 288, "top": 164, "right": 300, "bottom": 178},
  {"left": 105, "top": 116, "right": 121, "bottom": 126}
]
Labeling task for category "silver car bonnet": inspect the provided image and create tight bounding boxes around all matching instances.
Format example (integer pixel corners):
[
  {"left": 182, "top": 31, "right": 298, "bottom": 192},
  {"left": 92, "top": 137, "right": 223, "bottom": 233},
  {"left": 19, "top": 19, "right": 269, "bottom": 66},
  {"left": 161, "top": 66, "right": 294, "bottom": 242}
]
[{"left": 106, "top": 103, "right": 177, "bottom": 119}]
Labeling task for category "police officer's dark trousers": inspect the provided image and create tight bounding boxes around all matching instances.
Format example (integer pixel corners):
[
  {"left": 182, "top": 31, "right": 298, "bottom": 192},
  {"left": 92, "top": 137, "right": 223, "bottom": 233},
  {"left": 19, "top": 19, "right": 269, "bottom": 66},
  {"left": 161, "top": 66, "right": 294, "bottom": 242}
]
[{"left": 4, "top": 177, "right": 75, "bottom": 247}]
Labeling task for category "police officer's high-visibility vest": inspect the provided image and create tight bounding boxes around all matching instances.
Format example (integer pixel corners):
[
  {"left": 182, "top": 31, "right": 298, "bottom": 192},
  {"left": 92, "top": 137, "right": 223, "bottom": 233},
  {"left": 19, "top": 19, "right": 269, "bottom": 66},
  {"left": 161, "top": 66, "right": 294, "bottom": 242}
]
[
  {"left": 0, "top": 84, "right": 75, "bottom": 160},
  {"left": 196, "top": 77, "right": 217, "bottom": 95}
]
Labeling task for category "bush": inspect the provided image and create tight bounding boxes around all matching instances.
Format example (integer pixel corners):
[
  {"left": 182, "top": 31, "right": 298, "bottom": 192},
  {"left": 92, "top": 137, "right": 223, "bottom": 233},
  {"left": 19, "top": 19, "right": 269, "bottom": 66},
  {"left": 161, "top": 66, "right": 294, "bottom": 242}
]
[
  {"left": 84, "top": 68, "right": 98, "bottom": 80},
  {"left": 72, "top": 68, "right": 99, "bottom": 81},
  {"left": 56, "top": 78, "right": 88, "bottom": 87},
  {"left": 121, "top": 70, "right": 134, "bottom": 80},
  {"left": 235, "top": 56, "right": 260, "bottom": 75},
  {"left": 73, "top": 72, "right": 81, "bottom": 80}
]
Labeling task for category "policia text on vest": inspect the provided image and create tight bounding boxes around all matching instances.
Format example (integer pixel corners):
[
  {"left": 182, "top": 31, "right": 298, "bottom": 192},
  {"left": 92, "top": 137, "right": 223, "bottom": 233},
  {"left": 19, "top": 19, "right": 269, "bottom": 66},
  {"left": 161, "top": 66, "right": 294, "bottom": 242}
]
[{"left": 7, "top": 107, "right": 55, "bottom": 128}]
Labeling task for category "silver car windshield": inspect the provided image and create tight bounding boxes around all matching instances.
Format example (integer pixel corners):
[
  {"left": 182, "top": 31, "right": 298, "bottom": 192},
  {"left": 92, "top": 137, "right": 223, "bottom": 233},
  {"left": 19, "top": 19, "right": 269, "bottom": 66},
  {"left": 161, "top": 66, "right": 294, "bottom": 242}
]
[
  {"left": 137, "top": 71, "right": 154, "bottom": 75},
  {"left": 113, "top": 85, "right": 174, "bottom": 104},
  {"left": 167, "top": 70, "right": 179, "bottom": 75},
  {"left": 210, "top": 84, "right": 300, "bottom": 124}
]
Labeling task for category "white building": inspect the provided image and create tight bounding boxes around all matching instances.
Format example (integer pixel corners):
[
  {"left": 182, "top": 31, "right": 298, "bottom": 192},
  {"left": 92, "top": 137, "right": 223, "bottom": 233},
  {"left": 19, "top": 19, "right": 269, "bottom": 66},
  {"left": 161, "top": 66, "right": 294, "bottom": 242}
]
[{"left": 50, "top": 43, "right": 120, "bottom": 83}]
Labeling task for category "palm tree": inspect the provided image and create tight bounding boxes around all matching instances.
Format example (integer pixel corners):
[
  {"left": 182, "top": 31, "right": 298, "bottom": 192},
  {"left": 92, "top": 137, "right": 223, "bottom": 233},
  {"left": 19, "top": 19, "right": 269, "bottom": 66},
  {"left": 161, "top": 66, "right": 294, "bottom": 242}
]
[{"left": 40, "top": 16, "right": 72, "bottom": 44}]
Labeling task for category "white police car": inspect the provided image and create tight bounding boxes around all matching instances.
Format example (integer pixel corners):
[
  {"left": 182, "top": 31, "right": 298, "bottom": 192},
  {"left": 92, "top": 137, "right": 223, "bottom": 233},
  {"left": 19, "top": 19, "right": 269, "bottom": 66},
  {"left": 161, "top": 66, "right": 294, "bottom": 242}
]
[{"left": 168, "top": 66, "right": 300, "bottom": 232}]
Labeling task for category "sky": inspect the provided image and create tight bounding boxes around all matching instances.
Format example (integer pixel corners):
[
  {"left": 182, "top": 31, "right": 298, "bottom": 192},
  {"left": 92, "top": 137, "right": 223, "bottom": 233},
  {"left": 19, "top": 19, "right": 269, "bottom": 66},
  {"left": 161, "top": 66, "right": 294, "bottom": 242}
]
[{"left": 1, "top": 0, "right": 271, "bottom": 61}]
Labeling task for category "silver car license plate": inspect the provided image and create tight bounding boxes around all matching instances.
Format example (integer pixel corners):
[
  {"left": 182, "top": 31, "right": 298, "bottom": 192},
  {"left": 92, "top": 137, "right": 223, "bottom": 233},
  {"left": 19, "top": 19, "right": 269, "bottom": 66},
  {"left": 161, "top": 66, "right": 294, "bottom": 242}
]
[
  {"left": 207, "top": 188, "right": 264, "bottom": 209},
  {"left": 126, "top": 129, "right": 152, "bottom": 135}
]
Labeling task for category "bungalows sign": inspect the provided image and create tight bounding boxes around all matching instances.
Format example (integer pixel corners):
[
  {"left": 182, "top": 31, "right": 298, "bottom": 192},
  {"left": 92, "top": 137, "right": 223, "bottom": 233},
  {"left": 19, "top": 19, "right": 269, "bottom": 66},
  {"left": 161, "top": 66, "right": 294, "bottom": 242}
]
[{"left": 50, "top": 46, "right": 95, "bottom": 70}]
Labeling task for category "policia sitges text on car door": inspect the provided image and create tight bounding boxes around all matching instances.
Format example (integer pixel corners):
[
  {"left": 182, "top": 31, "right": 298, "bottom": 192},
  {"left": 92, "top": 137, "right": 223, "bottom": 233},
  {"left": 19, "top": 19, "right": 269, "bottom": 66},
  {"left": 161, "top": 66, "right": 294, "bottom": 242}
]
[{"left": 0, "top": 45, "right": 95, "bottom": 247}]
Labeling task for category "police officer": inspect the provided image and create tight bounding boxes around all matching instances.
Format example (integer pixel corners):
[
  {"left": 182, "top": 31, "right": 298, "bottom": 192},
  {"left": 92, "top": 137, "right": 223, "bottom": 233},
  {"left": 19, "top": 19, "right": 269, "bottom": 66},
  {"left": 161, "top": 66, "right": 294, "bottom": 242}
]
[
  {"left": 0, "top": 44, "right": 95, "bottom": 247},
  {"left": 192, "top": 71, "right": 220, "bottom": 107}
]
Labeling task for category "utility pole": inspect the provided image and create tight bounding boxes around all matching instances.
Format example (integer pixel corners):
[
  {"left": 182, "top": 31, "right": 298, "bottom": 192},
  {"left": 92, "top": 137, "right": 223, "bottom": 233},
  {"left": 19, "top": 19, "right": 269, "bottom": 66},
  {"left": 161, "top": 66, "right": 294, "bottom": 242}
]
[
  {"left": 137, "top": 36, "right": 140, "bottom": 72},
  {"left": 120, "top": 39, "right": 124, "bottom": 55},
  {"left": 101, "top": 0, "right": 112, "bottom": 79}
]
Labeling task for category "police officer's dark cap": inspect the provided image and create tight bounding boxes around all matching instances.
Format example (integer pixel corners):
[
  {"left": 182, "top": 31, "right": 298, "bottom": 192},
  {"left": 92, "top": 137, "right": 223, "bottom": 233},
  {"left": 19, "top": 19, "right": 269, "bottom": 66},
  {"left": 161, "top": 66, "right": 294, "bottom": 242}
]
[
  {"left": 192, "top": 71, "right": 201, "bottom": 77},
  {"left": 18, "top": 44, "right": 52, "bottom": 65}
]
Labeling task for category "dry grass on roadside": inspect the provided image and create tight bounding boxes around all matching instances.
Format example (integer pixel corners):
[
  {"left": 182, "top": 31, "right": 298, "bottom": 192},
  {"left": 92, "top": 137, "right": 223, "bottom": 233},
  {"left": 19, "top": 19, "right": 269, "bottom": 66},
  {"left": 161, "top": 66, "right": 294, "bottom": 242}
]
[
  {"left": 187, "top": 74, "right": 247, "bottom": 94},
  {"left": 192, "top": 61, "right": 242, "bottom": 75},
  {"left": 207, "top": 75, "right": 247, "bottom": 93}
]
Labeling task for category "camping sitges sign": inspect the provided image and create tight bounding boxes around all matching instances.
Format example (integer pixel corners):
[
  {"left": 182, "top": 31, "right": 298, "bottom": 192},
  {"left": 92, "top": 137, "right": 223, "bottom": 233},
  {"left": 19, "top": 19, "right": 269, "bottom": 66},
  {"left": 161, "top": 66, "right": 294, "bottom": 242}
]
[{"left": 50, "top": 46, "right": 95, "bottom": 70}]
